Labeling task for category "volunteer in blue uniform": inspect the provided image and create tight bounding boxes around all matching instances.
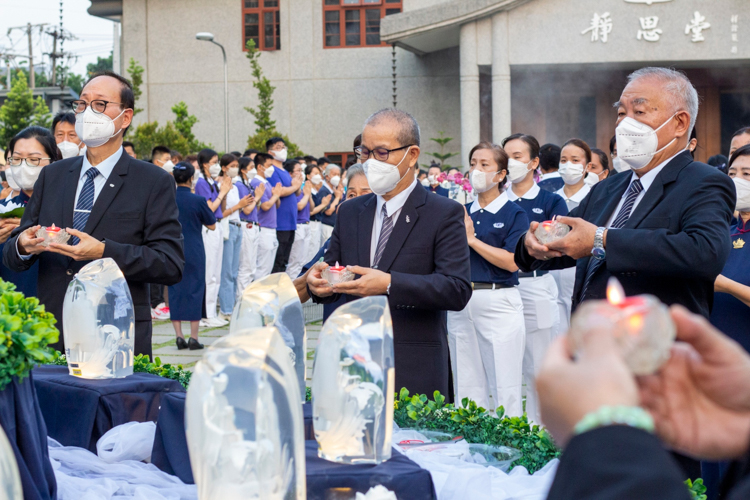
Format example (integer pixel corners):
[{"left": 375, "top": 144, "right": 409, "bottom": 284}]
[
  {"left": 502, "top": 133, "right": 568, "bottom": 424},
  {"left": 0, "top": 127, "right": 61, "bottom": 297},
  {"left": 168, "top": 162, "right": 216, "bottom": 350},
  {"left": 447, "top": 142, "right": 529, "bottom": 417}
]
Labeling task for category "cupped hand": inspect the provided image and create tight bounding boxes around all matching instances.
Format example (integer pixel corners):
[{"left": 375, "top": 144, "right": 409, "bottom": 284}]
[
  {"left": 219, "top": 175, "right": 233, "bottom": 194},
  {"left": 546, "top": 216, "right": 597, "bottom": 259},
  {"left": 0, "top": 218, "right": 21, "bottom": 244},
  {"left": 272, "top": 182, "right": 283, "bottom": 197},
  {"left": 253, "top": 182, "right": 266, "bottom": 199},
  {"left": 238, "top": 194, "right": 254, "bottom": 208},
  {"left": 17, "top": 225, "right": 46, "bottom": 255},
  {"left": 306, "top": 261, "right": 333, "bottom": 298},
  {"left": 321, "top": 194, "right": 332, "bottom": 206},
  {"left": 525, "top": 221, "right": 563, "bottom": 261}
]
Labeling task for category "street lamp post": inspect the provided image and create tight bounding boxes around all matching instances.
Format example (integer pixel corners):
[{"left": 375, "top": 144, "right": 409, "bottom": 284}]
[{"left": 196, "top": 32, "right": 229, "bottom": 153}]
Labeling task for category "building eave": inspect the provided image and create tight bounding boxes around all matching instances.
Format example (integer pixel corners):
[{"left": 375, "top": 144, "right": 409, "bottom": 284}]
[{"left": 87, "top": 0, "right": 123, "bottom": 22}]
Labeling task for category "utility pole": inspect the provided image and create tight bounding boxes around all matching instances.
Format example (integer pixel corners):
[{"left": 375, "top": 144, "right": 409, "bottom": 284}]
[{"left": 7, "top": 23, "right": 47, "bottom": 89}]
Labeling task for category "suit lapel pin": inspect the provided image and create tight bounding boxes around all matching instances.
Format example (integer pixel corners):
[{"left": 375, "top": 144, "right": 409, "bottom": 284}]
[
  {"left": 406, "top": 215, "right": 410, "bottom": 224},
  {"left": 110, "top": 184, "right": 115, "bottom": 187}
]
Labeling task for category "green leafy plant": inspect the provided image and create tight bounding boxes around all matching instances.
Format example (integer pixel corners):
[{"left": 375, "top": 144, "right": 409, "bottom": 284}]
[
  {"left": 130, "top": 121, "right": 191, "bottom": 158},
  {"left": 86, "top": 52, "right": 113, "bottom": 77},
  {"left": 686, "top": 478, "right": 707, "bottom": 500},
  {"left": 0, "top": 71, "right": 52, "bottom": 145},
  {"left": 306, "top": 386, "right": 312, "bottom": 402},
  {"left": 0, "top": 280, "right": 59, "bottom": 391},
  {"left": 394, "top": 388, "right": 559, "bottom": 473},
  {"left": 126, "top": 58, "right": 144, "bottom": 116},
  {"left": 425, "top": 132, "right": 460, "bottom": 170},
  {"left": 171, "top": 101, "right": 212, "bottom": 153}
]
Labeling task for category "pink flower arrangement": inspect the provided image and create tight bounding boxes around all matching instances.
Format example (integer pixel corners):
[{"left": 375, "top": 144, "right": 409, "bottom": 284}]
[{"left": 436, "top": 172, "right": 472, "bottom": 193}]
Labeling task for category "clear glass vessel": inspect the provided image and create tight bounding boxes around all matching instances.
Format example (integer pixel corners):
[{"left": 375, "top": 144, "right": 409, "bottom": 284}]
[{"left": 0, "top": 424, "right": 22, "bottom": 500}]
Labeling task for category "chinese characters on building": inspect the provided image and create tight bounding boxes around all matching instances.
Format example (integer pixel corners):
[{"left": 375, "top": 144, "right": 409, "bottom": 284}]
[
  {"left": 731, "top": 15, "right": 739, "bottom": 54},
  {"left": 685, "top": 11, "right": 710, "bottom": 42},
  {"left": 637, "top": 16, "right": 661, "bottom": 42},
  {"left": 581, "top": 12, "right": 613, "bottom": 43}
]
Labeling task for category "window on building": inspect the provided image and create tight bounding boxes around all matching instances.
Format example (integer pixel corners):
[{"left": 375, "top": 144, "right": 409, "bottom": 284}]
[
  {"left": 243, "top": 0, "right": 280, "bottom": 51},
  {"left": 323, "top": 0, "right": 402, "bottom": 49},
  {"left": 325, "top": 152, "right": 357, "bottom": 167}
]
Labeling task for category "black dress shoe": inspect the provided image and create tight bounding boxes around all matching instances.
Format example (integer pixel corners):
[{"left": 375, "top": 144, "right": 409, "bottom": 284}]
[
  {"left": 175, "top": 337, "right": 188, "bottom": 350},
  {"left": 188, "top": 337, "right": 204, "bottom": 350}
]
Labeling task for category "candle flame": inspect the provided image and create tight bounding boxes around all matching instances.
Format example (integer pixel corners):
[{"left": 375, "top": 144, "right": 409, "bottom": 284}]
[
  {"left": 607, "top": 277, "right": 626, "bottom": 306},
  {"left": 335, "top": 261, "right": 340, "bottom": 267}
]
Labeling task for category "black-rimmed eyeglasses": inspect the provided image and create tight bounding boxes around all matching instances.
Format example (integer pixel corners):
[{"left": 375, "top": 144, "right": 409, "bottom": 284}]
[
  {"left": 71, "top": 100, "right": 124, "bottom": 114},
  {"left": 355, "top": 144, "right": 414, "bottom": 162},
  {"left": 8, "top": 157, "right": 50, "bottom": 167}
]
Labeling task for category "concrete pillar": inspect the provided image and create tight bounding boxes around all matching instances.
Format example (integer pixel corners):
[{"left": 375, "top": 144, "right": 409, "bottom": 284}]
[
  {"left": 112, "top": 21, "right": 121, "bottom": 75},
  {"left": 460, "top": 22, "right": 480, "bottom": 169},
  {"left": 491, "top": 12, "right": 511, "bottom": 144}
]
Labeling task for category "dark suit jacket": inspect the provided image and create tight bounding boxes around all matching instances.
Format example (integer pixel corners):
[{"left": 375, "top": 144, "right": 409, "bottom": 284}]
[
  {"left": 424, "top": 184, "right": 450, "bottom": 197},
  {"left": 311, "top": 185, "right": 472, "bottom": 397},
  {"left": 515, "top": 152, "right": 735, "bottom": 318},
  {"left": 547, "top": 425, "right": 750, "bottom": 500},
  {"left": 3, "top": 152, "right": 185, "bottom": 359}
]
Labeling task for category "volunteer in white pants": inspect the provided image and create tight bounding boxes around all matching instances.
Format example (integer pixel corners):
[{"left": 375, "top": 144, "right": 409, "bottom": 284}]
[
  {"left": 194, "top": 148, "right": 232, "bottom": 327},
  {"left": 285, "top": 159, "right": 313, "bottom": 278},
  {"left": 250, "top": 153, "right": 282, "bottom": 280},
  {"left": 307, "top": 166, "right": 331, "bottom": 262},
  {"left": 553, "top": 139, "right": 593, "bottom": 334},
  {"left": 447, "top": 142, "right": 530, "bottom": 417},
  {"left": 503, "top": 133, "right": 570, "bottom": 424},
  {"left": 318, "top": 164, "right": 343, "bottom": 244},
  {"left": 236, "top": 157, "right": 264, "bottom": 296}
]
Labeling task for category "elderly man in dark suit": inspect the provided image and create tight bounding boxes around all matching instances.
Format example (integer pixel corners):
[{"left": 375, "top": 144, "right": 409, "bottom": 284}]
[
  {"left": 515, "top": 67, "right": 735, "bottom": 319},
  {"left": 307, "top": 108, "right": 472, "bottom": 397},
  {"left": 3, "top": 71, "right": 184, "bottom": 359}
]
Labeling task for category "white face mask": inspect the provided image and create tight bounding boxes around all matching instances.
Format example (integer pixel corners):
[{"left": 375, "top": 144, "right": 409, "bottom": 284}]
[
  {"left": 363, "top": 146, "right": 412, "bottom": 196},
  {"left": 161, "top": 160, "right": 174, "bottom": 172},
  {"left": 616, "top": 114, "right": 677, "bottom": 170},
  {"left": 612, "top": 156, "right": 630, "bottom": 173},
  {"left": 507, "top": 158, "right": 532, "bottom": 183},
  {"left": 227, "top": 167, "right": 239, "bottom": 178},
  {"left": 420, "top": 178, "right": 430, "bottom": 187},
  {"left": 10, "top": 161, "right": 42, "bottom": 191},
  {"left": 734, "top": 178, "right": 750, "bottom": 212},
  {"left": 264, "top": 166, "right": 276, "bottom": 178},
  {"left": 584, "top": 171, "right": 600, "bottom": 187},
  {"left": 427, "top": 174, "right": 439, "bottom": 186},
  {"left": 558, "top": 162, "right": 585, "bottom": 185},
  {"left": 192, "top": 170, "right": 200, "bottom": 189},
  {"left": 208, "top": 163, "right": 221, "bottom": 179},
  {"left": 470, "top": 169, "right": 500, "bottom": 194},
  {"left": 311, "top": 174, "right": 322, "bottom": 185},
  {"left": 246, "top": 168, "right": 257, "bottom": 180},
  {"left": 330, "top": 175, "right": 341, "bottom": 187},
  {"left": 57, "top": 141, "right": 80, "bottom": 159},
  {"left": 272, "top": 149, "right": 288, "bottom": 162},
  {"left": 74, "top": 107, "right": 126, "bottom": 148}
]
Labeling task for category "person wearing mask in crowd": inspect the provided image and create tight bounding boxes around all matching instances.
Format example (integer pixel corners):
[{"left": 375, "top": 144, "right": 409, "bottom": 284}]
[
  {"left": 0, "top": 126, "right": 62, "bottom": 297},
  {"left": 235, "top": 156, "right": 264, "bottom": 295},
  {"left": 1, "top": 150, "right": 20, "bottom": 201},
  {"left": 170, "top": 150, "right": 183, "bottom": 166},
  {"left": 230, "top": 151, "right": 242, "bottom": 158},
  {"left": 730, "top": 127, "right": 750, "bottom": 159},
  {"left": 194, "top": 148, "right": 232, "bottom": 328},
  {"left": 503, "top": 132, "right": 568, "bottom": 423},
  {"left": 306, "top": 164, "right": 331, "bottom": 261},
  {"left": 4, "top": 71, "right": 185, "bottom": 360},
  {"left": 168, "top": 162, "right": 216, "bottom": 350},
  {"left": 304, "top": 155, "right": 318, "bottom": 168},
  {"left": 537, "top": 143, "right": 564, "bottom": 193},
  {"left": 185, "top": 154, "right": 198, "bottom": 170},
  {"left": 417, "top": 169, "right": 428, "bottom": 184},
  {"left": 217, "top": 154, "right": 254, "bottom": 318},
  {"left": 307, "top": 108, "right": 472, "bottom": 398},
  {"left": 424, "top": 164, "right": 449, "bottom": 197},
  {"left": 266, "top": 137, "right": 303, "bottom": 274},
  {"left": 708, "top": 154, "right": 729, "bottom": 174},
  {"left": 151, "top": 146, "right": 173, "bottom": 173},
  {"left": 318, "top": 157, "right": 331, "bottom": 173},
  {"left": 51, "top": 111, "right": 83, "bottom": 159},
  {"left": 122, "top": 141, "right": 137, "bottom": 159},
  {"left": 251, "top": 152, "right": 283, "bottom": 280},
  {"left": 148, "top": 148, "right": 173, "bottom": 319},
  {"left": 319, "top": 163, "right": 343, "bottom": 242},
  {"left": 286, "top": 159, "right": 313, "bottom": 279},
  {"left": 447, "top": 142, "right": 529, "bottom": 415},
  {"left": 446, "top": 166, "right": 472, "bottom": 204},
  {"left": 586, "top": 147, "right": 611, "bottom": 186},
  {"left": 243, "top": 148, "right": 259, "bottom": 159}
]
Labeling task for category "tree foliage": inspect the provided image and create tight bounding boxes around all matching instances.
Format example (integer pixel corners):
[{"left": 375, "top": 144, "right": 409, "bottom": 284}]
[
  {"left": 425, "top": 132, "right": 460, "bottom": 170},
  {"left": 129, "top": 121, "right": 190, "bottom": 158},
  {"left": 171, "top": 101, "right": 211, "bottom": 152},
  {"left": 244, "top": 40, "right": 276, "bottom": 133},
  {"left": 86, "top": 52, "right": 113, "bottom": 77},
  {"left": 0, "top": 71, "right": 52, "bottom": 147},
  {"left": 126, "top": 58, "right": 144, "bottom": 116}
]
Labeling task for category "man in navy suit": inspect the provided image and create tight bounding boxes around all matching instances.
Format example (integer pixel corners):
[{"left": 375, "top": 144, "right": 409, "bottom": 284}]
[
  {"left": 424, "top": 164, "right": 449, "bottom": 197},
  {"left": 515, "top": 67, "right": 734, "bottom": 319},
  {"left": 4, "top": 72, "right": 184, "bottom": 360},
  {"left": 307, "top": 108, "right": 472, "bottom": 397}
]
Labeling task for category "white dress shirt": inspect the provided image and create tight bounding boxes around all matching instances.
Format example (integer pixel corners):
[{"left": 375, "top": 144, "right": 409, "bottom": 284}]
[
  {"left": 506, "top": 182, "right": 540, "bottom": 202},
  {"left": 224, "top": 185, "right": 241, "bottom": 221},
  {"left": 604, "top": 152, "right": 680, "bottom": 228},
  {"left": 370, "top": 178, "right": 419, "bottom": 265},
  {"left": 555, "top": 184, "right": 591, "bottom": 212}
]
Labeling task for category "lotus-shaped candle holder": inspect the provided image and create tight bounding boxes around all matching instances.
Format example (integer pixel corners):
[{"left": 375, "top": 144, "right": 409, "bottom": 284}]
[
  {"left": 534, "top": 220, "right": 570, "bottom": 245},
  {"left": 322, "top": 262, "right": 355, "bottom": 287},
  {"left": 36, "top": 224, "right": 71, "bottom": 248}
]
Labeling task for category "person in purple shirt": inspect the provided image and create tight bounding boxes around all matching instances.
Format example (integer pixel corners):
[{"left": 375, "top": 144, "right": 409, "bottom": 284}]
[
  {"left": 285, "top": 159, "right": 313, "bottom": 279},
  {"left": 235, "top": 156, "right": 266, "bottom": 295},
  {"left": 193, "top": 148, "right": 232, "bottom": 327},
  {"left": 266, "top": 137, "right": 302, "bottom": 274},
  {"left": 251, "top": 152, "right": 282, "bottom": 280}
]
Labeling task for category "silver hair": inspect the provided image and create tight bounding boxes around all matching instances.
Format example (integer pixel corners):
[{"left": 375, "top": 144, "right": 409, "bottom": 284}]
[
  {"left": 324, "top": 164, "right": 341, "bottom": 177},
  {"left": 363, "top": 108, "right": 421, "bottom": 147},
  {"left": 346, "top": 163, "right": 365, "bottom": 187},
  {"left": 626, "top": 67, "right": 699, "bottom": 134}
]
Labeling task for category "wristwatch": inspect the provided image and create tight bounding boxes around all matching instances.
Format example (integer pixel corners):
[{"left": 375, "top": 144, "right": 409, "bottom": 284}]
[
  {"left": 592, "top": 227, "right": 606, "bottom": 260},
  {"left": 386, "top": 282, "right": 391, "bottom": 295}
]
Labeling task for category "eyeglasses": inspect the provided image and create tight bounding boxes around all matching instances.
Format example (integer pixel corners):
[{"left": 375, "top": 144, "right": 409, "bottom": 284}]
[
  {"left": 8, "top": 157, "right": 50, "bottom": 167},
  {"left": 71, "top": 100, "right": 124, "bottom": 114},
  {"left": 355, "top": 144, "right": 414, "bottom": 162}
]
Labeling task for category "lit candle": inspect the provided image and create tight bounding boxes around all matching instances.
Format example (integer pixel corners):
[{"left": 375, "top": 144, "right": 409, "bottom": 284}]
[
  {"left": 323, "top": 262, "right": 354, "bottom": 287},
  {"left": 45, "top": 224, "right": 61, "bottom": 240},
  {"left": 569, "top": 278, "right": 675, "bottom": 375},
  {"left": 534, "top": 219, "right": 570, "bottom": 245}
]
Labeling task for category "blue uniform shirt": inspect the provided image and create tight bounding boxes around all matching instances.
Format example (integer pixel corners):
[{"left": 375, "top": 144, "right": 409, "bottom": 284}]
[
  {"left": 467, "top": 192, "right": 530, "bottom": 286},
  {"left": 710, "top": 221, "right": 750, "bottom": 353},
  {"left": 317, "top": 184, "right": 337, "bottom": 227},
  {"left": 507, "top": 182, "right": 569, "bottom": 222},
  {"left": 425, "top": 184, "right": 450, "bottom": 197},
  {"left": 538, "top": 172, "right": 565, "bottom": 193},
  {"left": 235, "top": 179, "right": 258, "bottom": 223},
  {"left": 269, "top": 166, "right": 296, "bottom": 231}
]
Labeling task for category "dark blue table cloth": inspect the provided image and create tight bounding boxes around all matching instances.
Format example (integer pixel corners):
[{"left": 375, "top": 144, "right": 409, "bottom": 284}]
[
  {"left": 0, "top": 372, "right": 56, "bottom": 500},
  {"left": 32, "top": 365, "right": 185, "bottom": 452}
]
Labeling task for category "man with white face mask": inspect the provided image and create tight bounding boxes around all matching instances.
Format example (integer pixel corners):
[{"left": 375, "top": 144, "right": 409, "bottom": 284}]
[
  {"left": 151, "top": 145, "right": 173, "bottom": 174},
  {"left": 51, "top": 111, "right": 83, "bottom": 159},
  {"left": 515, "top": 67, "right": 734, "bottom": 321},
  {"left": 424, "top": 164, "right": 449, "bottom": 197},
  {"left": 265, "top": 137, "right": 302, "bottom": 275},
  {"left": 318, "top": 163, "right": 343, "bottom": 243},
  {"left": 307, "top": 108, "right": 472, "bottom": 398},
  {"left": 4, "top": 71, "right": 185, "bottom": 361}
]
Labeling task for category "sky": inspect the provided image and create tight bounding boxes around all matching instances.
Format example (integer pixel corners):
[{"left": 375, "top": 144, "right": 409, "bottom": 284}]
[{"left": 0, "top": 0, "right": 114, "bottom": 79}]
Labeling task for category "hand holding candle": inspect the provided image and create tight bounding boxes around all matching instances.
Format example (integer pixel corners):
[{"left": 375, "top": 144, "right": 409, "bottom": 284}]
[
  {"left": 534, "top": 219, "right": 571, "bottom": 245},
  {"left": 569, "top": 278, "right": 676, "bottom": 375},
  {"left": 35, "top": 224, "right": 71, "bottom": 248},
  {"left": 321, "top": 261, "right": 355, "bottom": 287}
]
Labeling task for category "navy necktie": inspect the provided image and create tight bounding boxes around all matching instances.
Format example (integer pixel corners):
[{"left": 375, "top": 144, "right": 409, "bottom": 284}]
[
  {"left": 372, "top": 204, "right": 394, "bottom": 269},
  {"left": 70, "top": 167, "right": 100, "bottom": 245},
  {"left": 579, "top": 179, "right": 644, "bottom": 301}
]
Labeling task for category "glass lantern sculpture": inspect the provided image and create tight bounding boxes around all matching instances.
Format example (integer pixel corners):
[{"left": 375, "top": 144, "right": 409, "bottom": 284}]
[
  {"left": 0, "top": 425, "right": 22, "bottom": 500},
  {"left": 230, "top": 273, "right": 306, "bottom": 402},
  {"left": 186, "top": 327, "right": 306, "bottom": 500},
  {"left": 62, "top": 258, "right": 135, "bottom": 379},
  {"left": 312, "top": 296, "right": 395, "bottom": 464}
]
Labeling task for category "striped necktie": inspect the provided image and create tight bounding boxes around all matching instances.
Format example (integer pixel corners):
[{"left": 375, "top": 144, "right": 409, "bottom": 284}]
[
  {"left": 372, "top": 204, "right": 394, "bottom": 269},
  {"left": 70, "top": 167, "right": 100, "bottom": 245},
  {"left": 579, "top": 179, "right": 644, "bottom": 301}
]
